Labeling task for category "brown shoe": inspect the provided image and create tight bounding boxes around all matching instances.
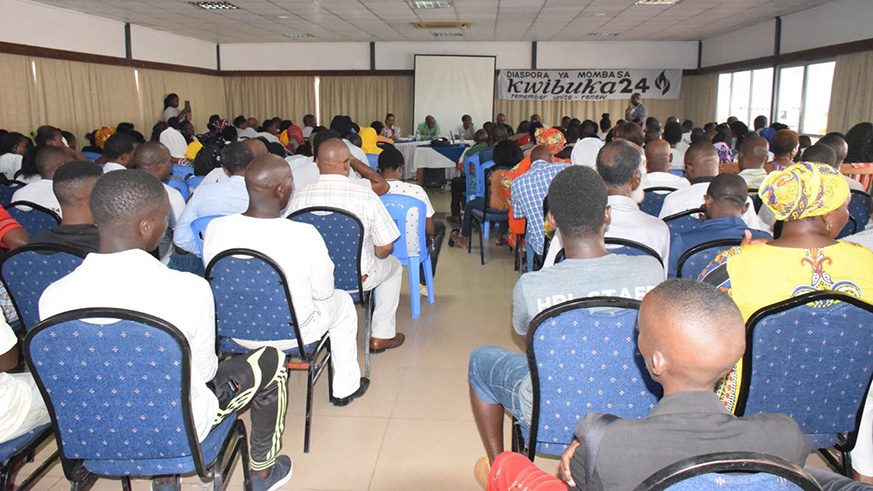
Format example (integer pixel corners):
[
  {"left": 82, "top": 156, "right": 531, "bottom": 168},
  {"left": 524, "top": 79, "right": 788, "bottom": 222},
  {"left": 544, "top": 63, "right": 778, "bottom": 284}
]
[
  {"left": 474, "top": 457, "right": 490, "bottom": 489},
  {"left": 369, "top": 333, "right": 405, "bottom": 353}
]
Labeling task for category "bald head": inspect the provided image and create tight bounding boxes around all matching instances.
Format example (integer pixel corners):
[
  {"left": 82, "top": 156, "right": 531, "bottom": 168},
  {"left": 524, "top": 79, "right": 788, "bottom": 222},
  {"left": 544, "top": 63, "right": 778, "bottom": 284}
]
[
  {"left": 530, "top": 145, "right": 552, "bottom": 164},
  {"left": 244, "top": 154, "right": 293, "bottom": 215},
  {"left": 316, "top": 138, "right": 352, "bottom": 176},
  {"left": 244, "top": 139, "right": 268, "bottom": 158},
  {"left": 639, "top": 279, "right": 746, "bottom": 391},
  {"left": 685, "top": 142, "right": 719, "bottom": 180},
  {"left": 738, "top": 135, "right": 769, "bottom": 171},
  {"left": 644, "top": 139, "right": 672, "bottom": 173},
  {"left": 818, "top": 134, "right": 849, "bottom": 166},
  {"left": 35, "top": 146, "right": 70, "bottom": 179}
]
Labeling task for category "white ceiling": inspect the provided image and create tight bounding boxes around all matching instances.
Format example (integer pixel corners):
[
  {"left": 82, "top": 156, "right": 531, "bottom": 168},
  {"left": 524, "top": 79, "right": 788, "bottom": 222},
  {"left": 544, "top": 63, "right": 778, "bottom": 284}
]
[{"left": 30, "top": 0, "right": 836, "bottom": 44}]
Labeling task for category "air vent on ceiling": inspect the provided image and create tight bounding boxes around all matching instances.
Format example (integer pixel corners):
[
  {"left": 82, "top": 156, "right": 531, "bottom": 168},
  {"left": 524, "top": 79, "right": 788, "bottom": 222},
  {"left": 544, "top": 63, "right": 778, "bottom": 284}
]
[
  {"left": 588, "top": 32, "right": 619, "bottom": 37},
  {"left": 635, "top": 0, "right": 679, "bottom": 4},
  {"left": 284, "top": 32, "right": 314, "bottom": 39},
  {"left": 412, "top": 21, "right": 470, "bottom": 29},
  {"left": 188, "top": 1, "right": 238, "bottom": 10},
  {"left": 409, "top": 1, "right": 452, "bottom": 9},
  {"left": 433, "top": 32, "right": 464, "bottom": 38}
]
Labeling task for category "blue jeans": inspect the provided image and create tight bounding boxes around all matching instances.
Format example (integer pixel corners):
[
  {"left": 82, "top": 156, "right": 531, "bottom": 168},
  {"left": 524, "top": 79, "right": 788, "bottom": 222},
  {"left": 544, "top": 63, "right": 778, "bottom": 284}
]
[
  {"left": 168, "top": 252, "right": 206, "bottom": 277},
  {"left": 468, "top": 346, "right": 533, "bottom": 424}
]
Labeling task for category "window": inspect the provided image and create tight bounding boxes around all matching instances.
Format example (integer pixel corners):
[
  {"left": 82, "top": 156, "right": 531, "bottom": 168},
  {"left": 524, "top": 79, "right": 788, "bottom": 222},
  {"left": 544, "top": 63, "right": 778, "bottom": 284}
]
[
  {"left": 801, "top": 62, "right": 835, "bottom": 136},
  {"left": 715, "top": 68, "right": 773, "bottom": 127}
]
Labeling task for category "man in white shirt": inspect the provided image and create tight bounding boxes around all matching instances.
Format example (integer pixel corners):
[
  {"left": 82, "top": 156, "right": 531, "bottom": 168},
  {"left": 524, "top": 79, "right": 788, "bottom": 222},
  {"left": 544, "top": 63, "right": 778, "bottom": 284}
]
[
  {"left": 453, "top": 115, "right": 476, "bottom": 141},
  {"left": 11, "top": 146, "right": 68, "bottom": 216},
  {"left": 39, "top": 170, "right": 292, "bottom": 490},
  {"left": 203, "top": 155, "right": 368, "bottom": 406},
  {"left": 133, "top": 142, "right": 187, "bottom": 264},
  {"left": 377, "top": 146, "right": 444, "bottom": 289},
  {"left": 659, "top": 143, "right": 762, "bottom": 230},
  {"left": 642, "top": 140, "right": 689, "bottom": 191},
  {"left": 101, "top": 132, "right": 136, "bottom": 173},
  {"left": 0, "top": 316, "right": 50, "bottom": 445},
  {"left": 288, "top": 138, "right": 404, "bottom": 353}
]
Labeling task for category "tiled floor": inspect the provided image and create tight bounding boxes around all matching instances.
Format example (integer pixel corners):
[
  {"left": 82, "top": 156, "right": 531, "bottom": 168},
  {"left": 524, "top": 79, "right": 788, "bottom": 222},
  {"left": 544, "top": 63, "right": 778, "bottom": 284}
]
[{"left": 13, "top": 188, "right": 833, "bottom": 490}]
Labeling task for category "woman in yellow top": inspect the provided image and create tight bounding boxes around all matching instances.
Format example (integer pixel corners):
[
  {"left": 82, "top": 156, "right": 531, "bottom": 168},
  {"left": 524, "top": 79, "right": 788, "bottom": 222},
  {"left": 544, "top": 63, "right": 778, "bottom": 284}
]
[
  {"left": 359, "top": 127, "right": 382, "bottom": 155},
  {"left": 700, "top": 161, "right": 873, "bottom": 481}
]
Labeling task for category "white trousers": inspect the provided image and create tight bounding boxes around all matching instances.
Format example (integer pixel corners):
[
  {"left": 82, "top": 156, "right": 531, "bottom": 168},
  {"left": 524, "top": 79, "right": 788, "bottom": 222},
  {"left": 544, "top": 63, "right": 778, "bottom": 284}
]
[
  {"left": 851, "top": 386, "right": 873, "bottom": 475},
  {"left": 3, "top": 373, "right": 50, "bottom": 443},
  {"left": 362, "top": 255, "right": 402, "bottom": 339},
  {"left": 303, "top": 291, "right": 361, "bottom": 399}
]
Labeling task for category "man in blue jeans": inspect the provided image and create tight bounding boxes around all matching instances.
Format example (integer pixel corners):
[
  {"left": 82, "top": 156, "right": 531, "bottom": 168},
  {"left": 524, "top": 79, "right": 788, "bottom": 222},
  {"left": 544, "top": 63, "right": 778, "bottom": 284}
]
[{"left": 468, "top": 166, "right": 664, "bottom": 486}]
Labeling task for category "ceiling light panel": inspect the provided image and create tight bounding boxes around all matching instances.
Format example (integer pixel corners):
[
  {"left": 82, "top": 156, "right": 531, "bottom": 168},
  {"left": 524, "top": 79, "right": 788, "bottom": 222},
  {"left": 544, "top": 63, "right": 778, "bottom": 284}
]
[
  {"left": 409, "top": 1, "right": 453, "bottom": 9},
  {"left": 188, "top": 1, "right": 238, "bottom": 10}
]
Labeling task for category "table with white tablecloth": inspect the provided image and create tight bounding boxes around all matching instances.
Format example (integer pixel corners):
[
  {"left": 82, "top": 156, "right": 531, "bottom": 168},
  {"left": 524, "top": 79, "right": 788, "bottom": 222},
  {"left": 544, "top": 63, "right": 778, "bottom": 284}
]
[{"left": 394, "top": 141, "right": 467, "bottom": 180}]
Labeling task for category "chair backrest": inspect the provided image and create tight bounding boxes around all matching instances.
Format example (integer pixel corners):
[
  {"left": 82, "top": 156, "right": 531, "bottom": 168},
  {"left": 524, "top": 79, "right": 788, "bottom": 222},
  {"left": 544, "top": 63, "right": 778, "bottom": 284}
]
[
  {"left": 735, "top": 291, "right": 873, "bottom": 450},
  {"left": 605, "top": 237, "right": 664, "bottom": 267},
  {"left": 190, "top": 214, "right": 222, "bottom": 257},
  {"left": 379, "top": 194, "right": 427, "bottom": 261},
  {"left": 288, "top": 207, "right": 365, "bottom": 302},
  {"left": 186, "top": 175, "right": 205, "bottom": 194},
  {"left": 676, "top": 238, "right": 742, "bottom": 279},
  {"left": 167, "top": 178, "right": 190, "bottom": 202},
  {"left": 171, "top": 164, "right": 194, "bottom": 180},
  {"left": 635, "top": 452, "right": 822, "bottom": 491},
  {"left": 205, "top": 249, "right": 307, "bottom": 355},
  {"left": 474, "top": 159, "right": 495, "bottom": 202},
  {"left": 640, "top": 187, "right": 676, "bottom": 217},
  {"left": 0, "top": 244, "right": 86, "bottom": 332},
  {"left": 366, "top": 154, "right": 379, "bottom": 171},
  {"left": 81, "top": 151, "right": 102, "bottom": 163},
  {"left": 24, "top": 308, "right": 211, "bottom": 476},
  {"left": 6, "top": 201, "right": 61, "bottom": 236},
  {"left": 664, "top": 208, "right": 705, "bottom": 236},
  {"left": 838, "top": 190, "right": 871, "bottom": 238},
  {"left": 523, "top": 297, "right": 660, "bottom": 458},
  {"left": 464, "top": 153, "right": 481, "bottom": 202},
  {"left": 0, "top": 183, "right": 24, "bottom": 207},
  {"left": 750, "top": 190, "right": 764, "bottom": 213}
]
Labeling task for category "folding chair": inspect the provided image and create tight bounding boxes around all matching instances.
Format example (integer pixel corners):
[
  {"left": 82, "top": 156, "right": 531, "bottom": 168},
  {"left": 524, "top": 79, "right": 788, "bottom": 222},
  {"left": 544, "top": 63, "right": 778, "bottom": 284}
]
[
  {"left": 25, "top": 308, "right": 251, "bottom": 490},
  {"left": 206, "top": 249, "right": 331, "bottom": 453}
]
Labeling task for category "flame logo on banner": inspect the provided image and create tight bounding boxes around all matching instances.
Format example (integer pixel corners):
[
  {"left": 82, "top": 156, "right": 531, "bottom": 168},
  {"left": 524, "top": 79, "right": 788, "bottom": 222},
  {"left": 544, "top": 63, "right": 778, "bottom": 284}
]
[{"left": 655, "top": 70, "right": 670, "bottom": 95}]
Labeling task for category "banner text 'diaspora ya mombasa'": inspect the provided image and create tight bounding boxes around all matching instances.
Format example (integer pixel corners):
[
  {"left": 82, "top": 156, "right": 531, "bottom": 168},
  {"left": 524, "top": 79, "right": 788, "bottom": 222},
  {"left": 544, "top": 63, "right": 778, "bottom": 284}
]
[{"left": 497, "top": 69, "right": 682, "bottom": 101}]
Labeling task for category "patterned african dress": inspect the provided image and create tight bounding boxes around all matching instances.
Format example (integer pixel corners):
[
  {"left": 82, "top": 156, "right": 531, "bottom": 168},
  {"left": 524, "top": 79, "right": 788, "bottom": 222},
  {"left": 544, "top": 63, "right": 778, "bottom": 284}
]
[{"left": 699, "top": 241, "right": 873, "bottom": 412}]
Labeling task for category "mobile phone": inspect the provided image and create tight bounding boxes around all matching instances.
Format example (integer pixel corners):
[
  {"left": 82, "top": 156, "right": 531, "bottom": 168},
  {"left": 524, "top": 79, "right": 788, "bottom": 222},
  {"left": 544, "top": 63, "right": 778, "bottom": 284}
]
[{"left": 184, "top": 100, "right": 191, "bottom": 108}]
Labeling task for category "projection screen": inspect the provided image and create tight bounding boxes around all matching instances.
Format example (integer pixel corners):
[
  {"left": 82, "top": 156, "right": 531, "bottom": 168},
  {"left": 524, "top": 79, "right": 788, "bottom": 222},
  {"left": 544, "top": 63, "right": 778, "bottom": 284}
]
[{"left": 413, "top": 55, "right": 496, "bottom": 139}]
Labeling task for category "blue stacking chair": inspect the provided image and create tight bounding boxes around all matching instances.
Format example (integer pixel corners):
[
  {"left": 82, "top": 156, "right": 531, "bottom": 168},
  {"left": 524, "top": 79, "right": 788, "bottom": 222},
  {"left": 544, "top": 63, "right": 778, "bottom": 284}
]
[
  {"left": 837, "top": 190, "right": 871, "bottom": 239},
  {"left": 469, "top": 165, "right": 509, "bottom": 265},
  {"left": 669, "top": 168, "right": 685, "bottom": 177},
  {"left": 25, "top": 308, "right": 251, "bottom": 490},
  {"left": 513, "top": 297, "right": 660, "bottom": 461},
  {"left": 0, "top": 183, "right": 24, "bottom": 207},
  {"left": 191, "top": 214, "right": 223, "bottom": 258},
  {"left": 675, "top": 238, "right": 742, "bottom": 279},
  {"left": 288, "top": 207, "right": 375, "bottom": 376},
  {"left": 0, "top": 244, "right": 86, "bottom": 333},
  {"left": 734, "top": 290, "right": 873, "bottom": 477},
  {"left": 379, "top": 195, "right": 435, "bottom": 318},
  {"left": 366, "top": 154, "right": 379, "bottom": 171},
  {"left": 81, "top": 151, "right": 101, "bottom": 163},
  {"left": 463, "top": 153, "right": 481, "bottom": 202},
  {"left": 187, "top": 175, "right": 206, "bottom": 195},
  {"left": 205, "top": 249, "right": 331, "bottom": 453},
  {"left": 640, "top": 187, "right": 676, "bottom": 217},
  {"left": 171, "top": 164, "right": 195, "bottom": 180},
  {"left": 0, "top": 424, "right": 57, "bottom": 491},
  {"left": 167, "top": 178, "right": 190, "bottom": 202},
  {"left": 664, "top": 208, "right": 705, "bottom": 237},
  {"left": 6, "top": 201, "right": 60, "bottom": 237},
  {"left": 636, "top": 452, "right": 822, "bottom": 491}
]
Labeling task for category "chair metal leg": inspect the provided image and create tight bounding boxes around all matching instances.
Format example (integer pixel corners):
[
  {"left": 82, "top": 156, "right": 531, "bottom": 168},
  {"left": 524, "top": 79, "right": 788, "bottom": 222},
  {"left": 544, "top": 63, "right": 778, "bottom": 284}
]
[
  {"left": 479, "top": 220, "right": 486, "bottom": 265},
  {"left": 467, "top": 217, "right": 475, "bottom": 254},
  {"left": 304, "top": 365, "right": 314, "bottom": 453},
  {"left": 121, "top": 477, "right": 132, "bottom": 491}
]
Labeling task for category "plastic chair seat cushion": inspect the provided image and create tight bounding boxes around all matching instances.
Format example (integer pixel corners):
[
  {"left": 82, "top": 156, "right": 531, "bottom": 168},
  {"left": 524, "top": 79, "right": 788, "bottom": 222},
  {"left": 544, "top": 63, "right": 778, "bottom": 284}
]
[
  {"left": 81, "top": 415, "right": 236, "bottom": 477},
  {"left": 0, "top": 424, "right": 51, "bottom": 463}
]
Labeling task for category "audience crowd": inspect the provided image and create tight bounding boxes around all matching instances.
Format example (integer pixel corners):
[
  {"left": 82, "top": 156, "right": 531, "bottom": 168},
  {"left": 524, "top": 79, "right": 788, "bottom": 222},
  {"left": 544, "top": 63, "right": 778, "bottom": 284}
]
[{"left": 1, "top": 91, "right": 873, "bottom": 490}]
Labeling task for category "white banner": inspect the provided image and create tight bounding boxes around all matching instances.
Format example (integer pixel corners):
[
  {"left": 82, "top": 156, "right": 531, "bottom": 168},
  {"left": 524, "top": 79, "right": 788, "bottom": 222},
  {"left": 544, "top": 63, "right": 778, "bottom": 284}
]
[{"left": 497, "top": 69, "right": 682, "bottom": 101}]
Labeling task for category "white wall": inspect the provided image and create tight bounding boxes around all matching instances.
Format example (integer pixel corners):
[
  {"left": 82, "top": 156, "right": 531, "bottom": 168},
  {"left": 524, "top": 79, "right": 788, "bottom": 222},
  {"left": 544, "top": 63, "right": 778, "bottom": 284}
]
[
  {"left": 375, "top": 42, "right": 530, "bottom": 70},
  {"left": 220, "top": 43, "right": 370, "bottom": 71},
  {"left": 0, "top": 0, "right": 125, "bottom": 58},
  {"left": 781, "top": 0, "right": 873, "bottom": 54},
  {"left": 130, "top": 25, "right": 216, "bottom": 70},
  {"left": 537, "top": 41, "right": 698, "bottom": 69},
  {"left": 700, "top": 20, "right": 775, "bottom": 68}
]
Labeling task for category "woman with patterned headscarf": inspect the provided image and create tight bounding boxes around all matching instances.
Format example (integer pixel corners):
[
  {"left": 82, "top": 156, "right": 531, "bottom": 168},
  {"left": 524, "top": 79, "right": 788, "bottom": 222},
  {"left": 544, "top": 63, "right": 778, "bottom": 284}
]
[{"left": 699, "top": 162, "right": 873, "bottom": 482}]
